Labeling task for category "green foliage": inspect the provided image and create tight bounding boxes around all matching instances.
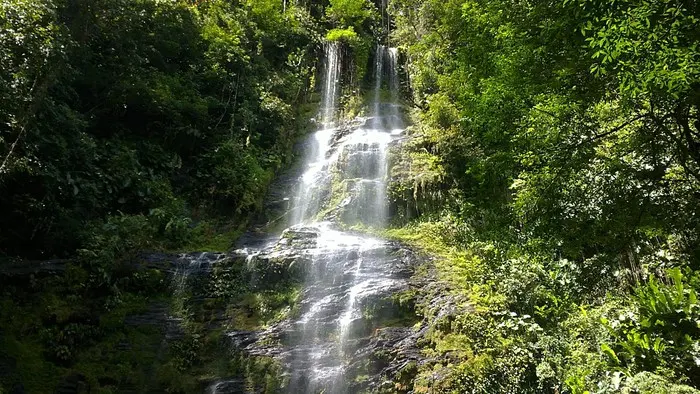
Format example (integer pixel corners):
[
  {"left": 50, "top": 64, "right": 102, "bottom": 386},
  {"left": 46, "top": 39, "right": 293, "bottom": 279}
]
[
  {"left": 575, "top": 0, "right": 700, "bottom": 98},
  {"left": 623, "top": 372, "right": 700, "bottom": 394},
  {"left": 602, "top": 269, "right": 700, "bottom": 384},
  {"left": 197, "top": 140, "right": 273, "bottom": 214},
  {"left": 322, "top": 0, "right": 376, "bottom": 103},
  {"left": 326, "top": 27, "right": 359, "bottom": 43},
  {"left": 3, "top": 0, "right": 699, "bottom": 392},
  {"left": 326, "top": 0, "right": 375, "bottom": 28},
  {"left": 0, "top": 0, "right": 319, "bottom": 259},
  {"left": 41, "top": 323, "right": 101, "bottom": 365},
  {"left": 184, "top": 220, "right": 243, "bottom": 252},
  {"left": 389, "top": 0, "right": 700, "bottom": 391},
  {"left": 0, "top": 264, "right": 164, "bottom": 392}
]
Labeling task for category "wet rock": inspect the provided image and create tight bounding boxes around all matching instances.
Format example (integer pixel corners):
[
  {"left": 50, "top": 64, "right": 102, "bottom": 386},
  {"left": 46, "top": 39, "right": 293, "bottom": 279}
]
[
  {"left": 345, "top": 324, "right": 428, "bottom": 392},
  {"left": 0, "top": 259, "right": 68, "bottom": 278},
  {"left": 207, "top": 379, "right": 255, "bottom": 394},
  {"left": 227, "top": 330, "right": 259, "bottom": 349},
  {"left": 217, "top": 223, "right": 428, "bottom": 393},
  {"left": 360, "top": 114, "right": 406, "bottom": 130},
  {"left": 136, "top": 251, "right": 230, "bottom": 274},
  {"left": 328, "top": 124, "right": 355, "bottom": 153},
  {"left": 55, "top": 373, "right": 89, "bottom": 394},
  {"left": 241, "top": 233, "right": 317, "bottom": 289},
  {"left": 9, "top": 383, "right": 25, "bottom": 394},
  {"left": 279, "top": 226, "right": 320, "bottom": 249},
  {"left": 123, "top": 302, "right": 185, "bottom": 341},
  {"left": 421, "top": 277, "right": 473, "bottom": 331},
  {"left": 123, "top": 303, "right": 169, "bottom": 327}
]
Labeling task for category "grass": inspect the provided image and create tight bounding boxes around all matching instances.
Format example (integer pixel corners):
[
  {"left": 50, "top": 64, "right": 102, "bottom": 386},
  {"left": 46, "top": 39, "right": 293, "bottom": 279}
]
[{"left": 355, "top": 220, "right": 487, "bottom": 298}]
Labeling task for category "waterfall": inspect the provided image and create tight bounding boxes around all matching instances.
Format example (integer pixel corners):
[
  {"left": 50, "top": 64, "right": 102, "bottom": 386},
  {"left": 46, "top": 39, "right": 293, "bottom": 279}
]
[
  {"left": 372, "top": 45, "right": 385, "bottom": 126},
  {"left": 386, "top": 47, "right": 403, "bottom": 133},
  {"left": 388, "top": 47, "right": 399, "bottom": 100},
  {"left": 288, "top": 44, "right": 404, "bottom": 393},
  {"left": 215, "top": 45, "right": 408, "bottom": 394},
  {"left": 290, "top": 42, "right": 341, "bottom": 225},
  {"left": 322, "top": 42, "right": 341, "bottom": 125}
]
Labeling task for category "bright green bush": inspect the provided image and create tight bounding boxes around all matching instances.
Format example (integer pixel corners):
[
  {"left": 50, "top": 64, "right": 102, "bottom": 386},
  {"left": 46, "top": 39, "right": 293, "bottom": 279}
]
[
  {"left": 389, "top": 0, "right": 700, "bottom": 390},
  {"left": 603, "top": 268, "right": 700, "bottom": 384},
  {"left": 326, "top": 27, "right": 359, "bottom": 43}
]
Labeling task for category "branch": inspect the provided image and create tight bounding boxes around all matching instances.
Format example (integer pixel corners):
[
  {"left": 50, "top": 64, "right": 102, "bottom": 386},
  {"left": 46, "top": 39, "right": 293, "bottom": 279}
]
[
  {"left": 574, "top": 114, "right": 645, "bottom": 147},
  {"left": 213, "top": 73, "right": 240, "bottom": 133},
  {"left": 533, "top": 106, "right": 644, "bottom": 148},
  {"left": 0, "top": 77, "right": 40, "bottom": 174},
  {"left": 528, "top": 113, "right": 646, "bottom": 215},
  {"left": 649, "top": 101, "right": 700, "bottom": 183}
]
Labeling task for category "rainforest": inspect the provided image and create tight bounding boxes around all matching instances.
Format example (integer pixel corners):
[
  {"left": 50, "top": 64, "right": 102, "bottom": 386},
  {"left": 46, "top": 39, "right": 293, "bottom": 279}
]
[{"left": 1, "top": 0, "right": 699, "bottom": 393}]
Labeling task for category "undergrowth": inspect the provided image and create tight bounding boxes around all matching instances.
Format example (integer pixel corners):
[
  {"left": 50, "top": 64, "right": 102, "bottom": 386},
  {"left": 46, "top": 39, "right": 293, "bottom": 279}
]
[{"left": 377, "top": 218, "right": 700, "bottom": 393}]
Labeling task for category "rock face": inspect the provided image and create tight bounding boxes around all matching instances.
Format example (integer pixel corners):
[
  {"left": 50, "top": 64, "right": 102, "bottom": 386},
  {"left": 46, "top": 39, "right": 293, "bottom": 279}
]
[
  {"left": 106, "top": 218, "right": 431, "bottom": 394},
  {"left": 116, "top": 221, "right": 430, "bottom": 394},
  {"left": 213, "top": 223, "right": 427, "bottom": 393},
  {"left": 0, "top": 259, "right": 69, "bottom": 278}
]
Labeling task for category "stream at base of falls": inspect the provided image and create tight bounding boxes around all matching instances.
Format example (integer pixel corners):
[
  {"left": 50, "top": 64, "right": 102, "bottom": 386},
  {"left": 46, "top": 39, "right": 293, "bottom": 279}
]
[{"left": 202, "top": 43, "right": 421, "bottom": 393}]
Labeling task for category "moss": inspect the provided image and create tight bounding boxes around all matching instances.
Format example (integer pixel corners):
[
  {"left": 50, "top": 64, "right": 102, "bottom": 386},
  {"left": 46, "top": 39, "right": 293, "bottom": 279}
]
[
  {"left": 73, "top": 325, "right": 163, "bottom": 390},
  {"left": 393, "top": 361, "right": 418, "bottom": 393},
  {"left": 155, "top": 362, "right": 199, "bottom": 393},
  {"left": 315, "top": 168, "right": 353, "bottom": 223},
  {"left": 360, "top": 290, "right": 421, "bottom": 329},
  {"left": 354, "top": 374, "right": 370, "bottom": 383},
  {"left": 227, "top": 354, "right": 285, "bottom": 393},
  {"left": 226, "top": 284, "right": 302, "bottom": 330},
  {"left": 0, "top": 335, "right": 61, "bottom": 393},
  {"left": 433, "top": 334, "right": 473, "bottom": 358},
  {"left": 373, "top": 222, "right": 486, "bottom": 299},
  {"left": 181, "top": 220, "right": 245, "bottom": 252},
  {"left": 0, "top": 266, "right": 184, "bottom": 393},
  {"left": 343, "top": 94, "right": 366, "bottom": 119},
  {"left": 0, "top": 211, "right": 301, "bottom": 393}
]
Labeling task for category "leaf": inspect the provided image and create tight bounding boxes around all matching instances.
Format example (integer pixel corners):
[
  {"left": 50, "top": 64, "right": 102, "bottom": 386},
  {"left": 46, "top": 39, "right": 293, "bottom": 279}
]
[
  {"left": 601, "top": 343, "right": 621, "bottom": 365},
  {"left": 652, "top": 337, "right": 665, "bottom": 353}
]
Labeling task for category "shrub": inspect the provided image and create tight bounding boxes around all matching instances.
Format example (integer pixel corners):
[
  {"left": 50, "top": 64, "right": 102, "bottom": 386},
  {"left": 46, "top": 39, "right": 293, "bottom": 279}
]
[{"left": 603, "top": 268, "right": 700, "bottom": 384}]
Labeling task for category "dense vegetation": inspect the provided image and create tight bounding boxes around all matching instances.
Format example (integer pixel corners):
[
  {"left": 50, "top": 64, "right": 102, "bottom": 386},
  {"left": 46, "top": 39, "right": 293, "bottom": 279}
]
[
  {"left": 387, "top": 0, "right": 700, "bottom": 392},
  {"left": 0, "top": 0, "right": 326, "bottom": 259}
]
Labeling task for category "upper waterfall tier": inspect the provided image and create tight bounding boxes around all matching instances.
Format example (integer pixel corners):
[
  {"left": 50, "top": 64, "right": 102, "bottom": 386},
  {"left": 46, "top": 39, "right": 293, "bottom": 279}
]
[
  {"left": 321, "top": 42, "right": 341, "bottom": 125},
  {"left": 290, "top": 45, "right": 404, "bottom": 228}
]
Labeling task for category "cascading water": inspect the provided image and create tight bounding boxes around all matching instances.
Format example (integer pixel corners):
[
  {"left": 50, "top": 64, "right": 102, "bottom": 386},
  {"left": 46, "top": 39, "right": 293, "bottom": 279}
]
[
  {"left": 321, "top": 42, "right": 341, "bottom": 125},
  {"left": 213, "top": 44, "right": 411, "bottom": 394},
  {"left": 387, "top": 48, "right": 399, "bottom": 100},
  {"left": 371, "top": 45, "right": 385, "bottom": 126},
  {"left": 291, "top": 42, "right": 341, "bottom": 225}
]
